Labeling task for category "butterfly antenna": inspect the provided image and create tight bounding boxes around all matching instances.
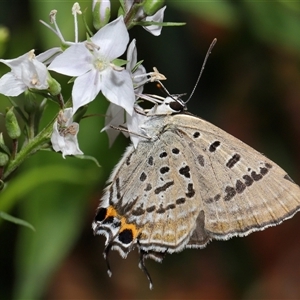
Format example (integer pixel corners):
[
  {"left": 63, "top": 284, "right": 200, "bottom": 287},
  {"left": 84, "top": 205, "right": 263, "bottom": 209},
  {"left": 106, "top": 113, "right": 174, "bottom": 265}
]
[{"left": 185, "top": 38, "right": 217, "bottom": 104}]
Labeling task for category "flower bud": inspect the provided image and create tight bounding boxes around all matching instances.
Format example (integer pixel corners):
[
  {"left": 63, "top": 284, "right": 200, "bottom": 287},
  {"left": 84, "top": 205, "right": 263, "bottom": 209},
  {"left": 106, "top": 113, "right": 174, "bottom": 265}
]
[
  {"left": 0, "top": 133, "right": 10, "bottom": 154},
  {"left": 24, "top": 91, "right": 37, "bottom": 115},
  {"left": 143, "top": 0, "right": 165, "bottom": 16},
  {"left": 0, "top": 151, "right": 9, "bottom": 166},
  {"left": 5, "top": 107, "right": 21, "bottom": 139},
  {"left": 92, "top": 0, "right": 111, "bottom": 30},
  {"left": 47, "top": 75, "right": 61, "bottom": 96}
]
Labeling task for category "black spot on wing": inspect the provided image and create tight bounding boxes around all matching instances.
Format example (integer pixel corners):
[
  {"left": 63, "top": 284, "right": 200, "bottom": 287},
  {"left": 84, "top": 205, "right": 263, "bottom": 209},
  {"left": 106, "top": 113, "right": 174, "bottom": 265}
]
[
  {"left": 236, "top": 180, "right": 246, "bottom": 194},
  {"left": 146, "top": 205, "right": 156, "bottom": 213},
  {"left": 140, "top": 172, "right": 147, "bottom": 182},
  {"left": 154, "top": 181, "right": 174, "bottom": 194},
  {"left": 243, "top": 175, "right": 254, "bottom": 186},
  {"left": 186, "top": 183, "right": 195, "bottom": 198},
  {"left": 260, "top": 167, "right": 269, "bottom": 176},
  {"left": 193, "top": 132, "right": 200, "bottom": 138},
  {"left": 224, "top": 186, "right": 236, "bottom": 201},
  {"left": 160, "top": 166, "right": 170, "bottom": 174},
  {"left": 159, "top": 151, "right": 167, "bottom": 158},
  {"left": 176, "top": 198, "right": 186, "bottom": 205},
  {"left": 132, "top": 206, "right": 145, "bottom": 216},
  {"left": 166, "top": 203, "right": 176, "bottom": 210},
  {"left": 95, "top": 207, "right": 107, "bottom": 222},
  {"left": 179, "top": 165, "right": 191, "bottom": 178},
  {"left": 226, "top": 154, "right": 241, "bottom": 168},
  {"left": 251, "top": 171, "right": 263, "bottom": 181},
  {"left": 118, "top": 229, "right": 133, "bottom": 244},
  {"left": 172, "top": 148, "right": 180, "bottom": 154},
  {"left": 209, "top": 141, "right": 220, "bottom": 152},
  {"left": 148, "top": 156, "right": 153, "bottom": 166}
]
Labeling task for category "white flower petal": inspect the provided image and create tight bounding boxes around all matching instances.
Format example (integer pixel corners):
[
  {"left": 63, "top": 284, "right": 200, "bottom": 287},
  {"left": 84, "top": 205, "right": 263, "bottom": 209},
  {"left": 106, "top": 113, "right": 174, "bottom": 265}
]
[
  {"left": 51, "top": 120, "right": 65, "bottom": 150},
  {"left": 91, "top": 16, "right": 129, "bottom": 61},
  {"left": 36, "top": 47, "right": 63, "bottom": 65},
  {"left": 21, "top": 59, "right": 49, "bottom": 90},
  {"left": 72, "top": 68, "right": 102, "bottom": 113},
  {"left": 60, "top": 124, "right": 83, "bottom": 158},
  {"left": 48, "top": 43, "right": 93, "bottom": 76},
  {"left": 51, "top": 108, "right": 83, "bottom": 158},
  {"left": 0, "top": 50, "right": 50, "bottom": 96},
  {"left": 126, "top": 39, "right": 137, "bottom": 72},
  {"left": 0, "top": 51, "right": 32, "bottom": 78},
  {"left": 0, "top": 73, "right": 26, "bottom": 96},
  {"left": 127, "top": 107, "right": 148, "bottom": 148},
  {"left": 143, "top": 6, "right": 166, "bottom": 36},
  {"left": 101, "top": 68, "right": 135, "bottom": 115},
  {"left": 102, "top": 103, "right": 126, "bottom": 147}
]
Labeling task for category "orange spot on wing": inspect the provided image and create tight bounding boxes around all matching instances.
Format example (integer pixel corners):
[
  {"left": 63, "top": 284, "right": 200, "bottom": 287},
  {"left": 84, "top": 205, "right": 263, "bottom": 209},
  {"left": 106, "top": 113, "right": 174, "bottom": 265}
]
[{"left": 106, "top": 205, "right": 142, "bottom": 240}]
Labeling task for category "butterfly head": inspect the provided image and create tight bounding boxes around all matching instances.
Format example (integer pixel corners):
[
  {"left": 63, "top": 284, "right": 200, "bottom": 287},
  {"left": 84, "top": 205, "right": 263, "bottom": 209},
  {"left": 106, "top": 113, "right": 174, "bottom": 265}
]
[
  {"left": 165, "top": 95, "right": 187, "bottom": 112},
  {"left": 151, "top": 95, "right": 187, "bottom": 115}
]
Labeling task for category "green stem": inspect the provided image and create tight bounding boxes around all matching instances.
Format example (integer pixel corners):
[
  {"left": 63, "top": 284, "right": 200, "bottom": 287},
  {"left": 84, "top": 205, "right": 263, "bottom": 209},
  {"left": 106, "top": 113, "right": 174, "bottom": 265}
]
[
  {"left": 11, "top": 139, "right": 18, "bottom": 160},
  {"left": 2, "top": 117, "right": 55, "bottom": 181}
]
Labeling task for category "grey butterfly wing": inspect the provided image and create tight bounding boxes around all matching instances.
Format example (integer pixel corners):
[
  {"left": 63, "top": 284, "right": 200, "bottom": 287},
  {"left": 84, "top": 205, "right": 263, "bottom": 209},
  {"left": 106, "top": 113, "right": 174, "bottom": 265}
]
[
  {"left": 170, "top": 113, "right": 300, "bottom": 246},
  {"left": 105, "top": 131, "right": 205, "bottom": 254}
]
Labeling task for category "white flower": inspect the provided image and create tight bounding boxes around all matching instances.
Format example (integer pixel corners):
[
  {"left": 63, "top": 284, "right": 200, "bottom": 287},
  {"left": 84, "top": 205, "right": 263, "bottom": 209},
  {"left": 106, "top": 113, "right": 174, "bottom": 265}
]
[
  {"left": 102, "top": 102, "right": 148, "bottom": 149},
  {"left": 51, "top": 108, "right": 83, "bottom": 158},
  {"left": 126, "top": 39, "right": 146, "bottom": 94},
  {"left": 102, "top": 102, "right": 127, "bottom": 147},
  {"left": 126, "top": 105, "right": 148, "bottom": 148},
  {"left": 36, "top": 47, "right": 63, "bottom": 65},
  {"left": 102, "top": 39, "right": 148, "bottom": 147},
  {"left": 143, "top": 6, "right": 166, "bottom": 36},
  {"left": 48, "top": 16, "right": 135, "bottom": 116},
  {"left": 123, "top": 1, "right": 166, "bottom": 36},
  {"left": 0, "top": 50, "right": 49, "bottom": 96}
]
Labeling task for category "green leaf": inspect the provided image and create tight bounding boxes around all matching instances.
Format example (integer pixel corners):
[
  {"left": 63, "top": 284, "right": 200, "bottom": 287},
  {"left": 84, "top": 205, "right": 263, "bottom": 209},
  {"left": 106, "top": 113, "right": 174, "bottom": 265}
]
[
  {"left": 132, "top": 59, "right": 144, "bottom": 73},
  {"left": 0, "top": 211, "right": 35, "bottom": 231},
  {"left": 135, "top": 21, "right": 186, "bottom": 27},
  {"left": 9, "top": 161, "right": 101, "bottom": 299},
  {"left": 113, "top": 58, "right": 128, "bottom": 67},
  {"left": 0, "top": 164, "right": 98, "bottom": 214}
]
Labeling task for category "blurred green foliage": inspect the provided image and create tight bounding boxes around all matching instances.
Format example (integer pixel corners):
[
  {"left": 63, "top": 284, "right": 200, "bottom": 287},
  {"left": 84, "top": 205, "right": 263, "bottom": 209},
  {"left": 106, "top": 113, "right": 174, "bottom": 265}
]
[{"left": 0, "top": 0, "right": 300, "bottom": 299}]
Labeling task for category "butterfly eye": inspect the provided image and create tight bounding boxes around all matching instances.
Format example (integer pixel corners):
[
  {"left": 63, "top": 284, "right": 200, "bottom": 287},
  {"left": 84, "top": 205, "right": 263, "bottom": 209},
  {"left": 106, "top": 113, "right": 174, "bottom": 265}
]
[{"left": 169, "top": 100, "right": 184, "bottom": 112}]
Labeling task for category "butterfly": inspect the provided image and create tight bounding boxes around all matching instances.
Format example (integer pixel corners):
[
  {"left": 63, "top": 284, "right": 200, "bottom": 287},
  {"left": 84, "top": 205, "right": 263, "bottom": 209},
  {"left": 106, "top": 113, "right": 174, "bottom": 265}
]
[{"left": 92, "top": 95, "right": 300, "bottom": 289}]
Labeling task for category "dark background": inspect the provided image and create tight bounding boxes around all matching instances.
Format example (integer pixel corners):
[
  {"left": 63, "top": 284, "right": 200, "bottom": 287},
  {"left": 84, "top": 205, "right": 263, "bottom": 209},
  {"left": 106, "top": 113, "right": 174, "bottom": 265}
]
[{"left": 1, "top": 1, "right": 300, "bottom": 299}]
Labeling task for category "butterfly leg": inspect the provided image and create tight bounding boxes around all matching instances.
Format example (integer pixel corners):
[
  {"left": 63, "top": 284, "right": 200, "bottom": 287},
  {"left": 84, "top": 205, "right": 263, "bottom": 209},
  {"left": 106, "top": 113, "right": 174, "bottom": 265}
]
[
  {"left": 110, "top": 125, "right": 151, "bottom": 140},
  {"left": 138, "top": 249, "right": 154, "bottom": 290}
]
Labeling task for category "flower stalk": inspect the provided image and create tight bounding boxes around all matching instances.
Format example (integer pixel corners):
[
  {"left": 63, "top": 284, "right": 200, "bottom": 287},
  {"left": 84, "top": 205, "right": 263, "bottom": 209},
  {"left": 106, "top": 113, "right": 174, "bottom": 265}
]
[{"left": 2, "top": 113, "right": 56, "bottom": 181}]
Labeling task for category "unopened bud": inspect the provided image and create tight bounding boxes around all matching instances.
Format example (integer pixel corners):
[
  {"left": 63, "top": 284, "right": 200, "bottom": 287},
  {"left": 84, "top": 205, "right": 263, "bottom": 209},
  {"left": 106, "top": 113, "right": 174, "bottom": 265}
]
[
  {"left": 24, "top": 91, "right": 37, "bottom": 114},
  {"left": 0, "top": 133, "right": 10, "bottom": 154},
  {"left": 47, "top": 75, "right": 61, "bottom": 96},
  {"left": 143, "top": 0, "right": 165, "bottom": 16},
  {"left": 0, "top": 151, "right": 9, "bottom": 166},
  {"left": 5, "top": 107, "right": 21, "bottom": 139},
  {"left": 92, "top": 0, "right": 111, "bottom": 30}
]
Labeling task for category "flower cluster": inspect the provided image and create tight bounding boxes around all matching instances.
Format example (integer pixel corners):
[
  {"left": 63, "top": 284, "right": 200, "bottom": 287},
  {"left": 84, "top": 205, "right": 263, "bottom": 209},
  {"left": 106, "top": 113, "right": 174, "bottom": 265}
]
[{"left": 0, "top": 0, "right": 183, "bottom": 183}]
